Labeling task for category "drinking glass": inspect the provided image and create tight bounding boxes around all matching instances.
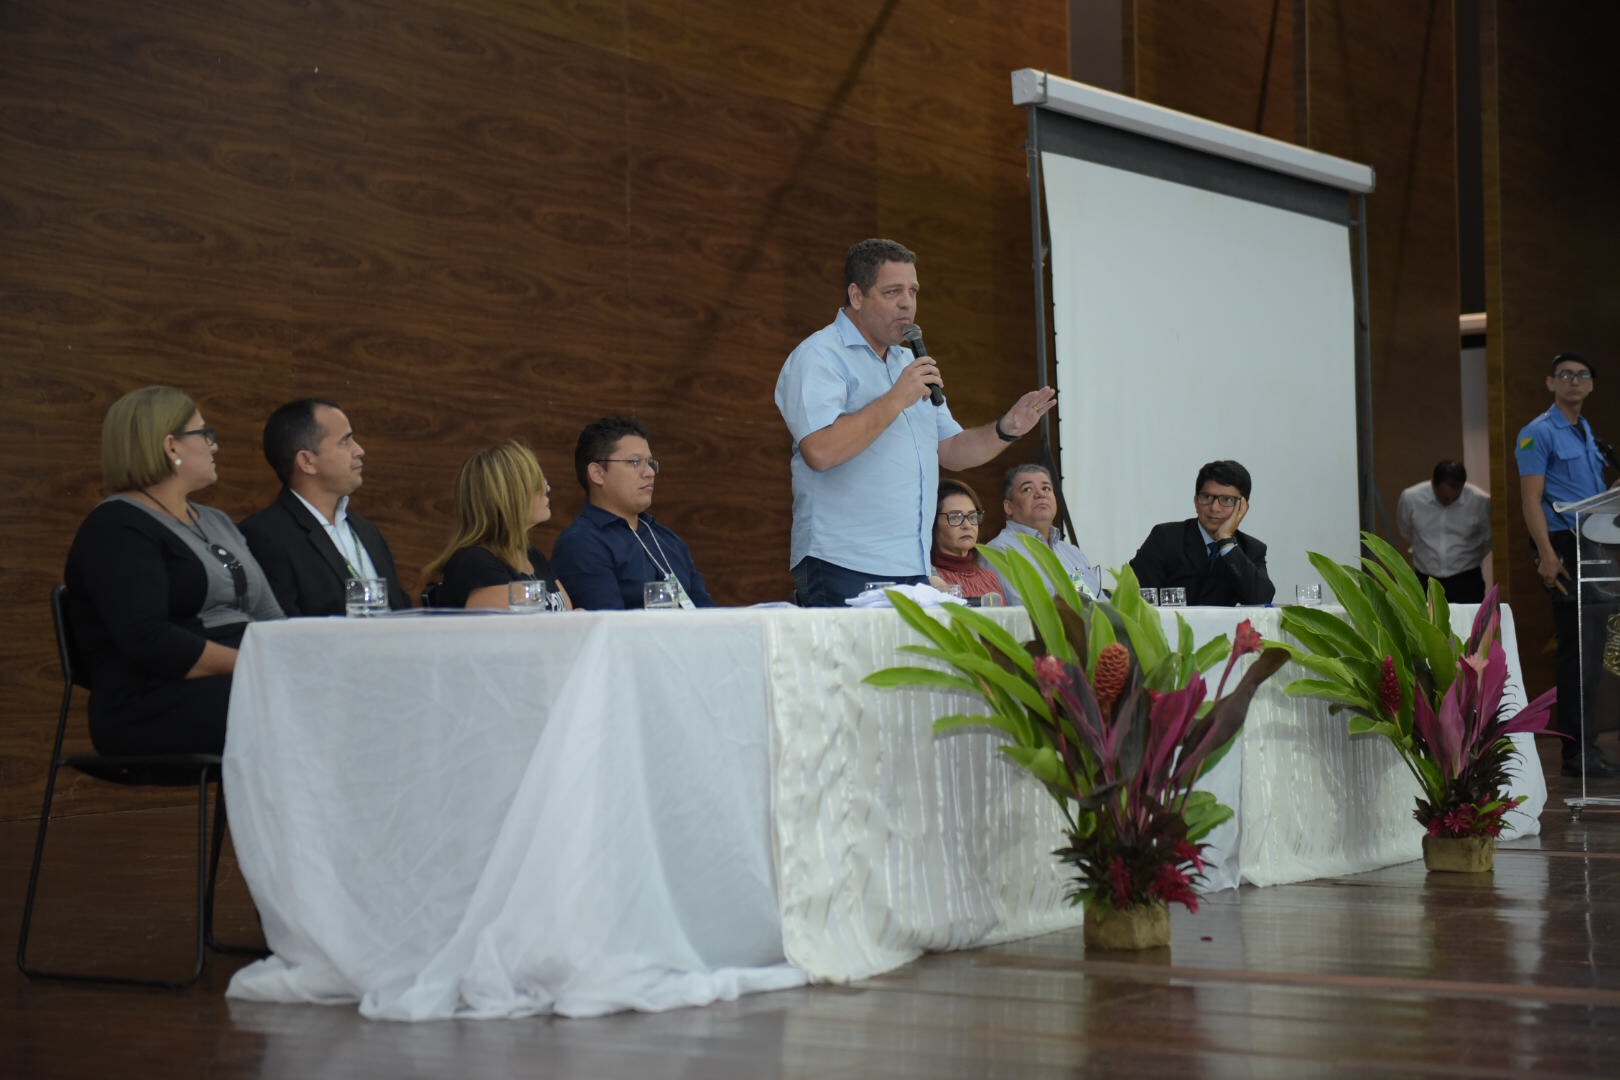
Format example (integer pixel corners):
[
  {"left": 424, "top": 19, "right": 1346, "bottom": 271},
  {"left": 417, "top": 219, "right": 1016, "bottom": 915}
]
[
  {"left": 1139, "top": 587, "right": 1159, "bottom": 606},
  {"left": 940, "top": 582, "right": 965, "bottom": 599},
  {"left": 344, "top": 577, "right": 388, "bottom": 618},
  {"left": 508, "top": 579, "right": 548, "bottom": 612},
  {"left": 1295, "top": 583, "right": 1324, "bottom": 606},
  {"left": 643, "top": 581, "right": 678, "bottom": 610},
  {"left": 1158, "top": 587, "right": 1187, "bottom": 607},
  {"left": 979, "top": 592, "right": 1004, "bottom": 608}
]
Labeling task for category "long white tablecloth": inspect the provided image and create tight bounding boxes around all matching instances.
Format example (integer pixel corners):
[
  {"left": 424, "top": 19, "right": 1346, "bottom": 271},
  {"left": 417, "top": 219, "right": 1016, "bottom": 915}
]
[{"left": 222, "top": 603, "right": 1545, "bottom": 1018}]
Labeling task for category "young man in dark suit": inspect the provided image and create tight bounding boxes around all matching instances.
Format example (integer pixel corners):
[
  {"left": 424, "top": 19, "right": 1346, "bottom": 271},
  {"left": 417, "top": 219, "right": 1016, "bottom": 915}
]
[
  {"left": 1128, "top": 459, "right": 1275, "bottom": 606},
  {"left": 239, "top": 399, "right": 411, "bottom": 616}
]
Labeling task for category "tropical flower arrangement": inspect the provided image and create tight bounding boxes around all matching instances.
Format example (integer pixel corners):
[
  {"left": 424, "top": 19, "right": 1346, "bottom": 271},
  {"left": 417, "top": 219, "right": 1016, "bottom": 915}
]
[
  {"left": 1278, "top": 533, "right": 1555, "bottom": 856},
  {"left": 865, "top": 538, "right": 1288, "bottom": 944}
]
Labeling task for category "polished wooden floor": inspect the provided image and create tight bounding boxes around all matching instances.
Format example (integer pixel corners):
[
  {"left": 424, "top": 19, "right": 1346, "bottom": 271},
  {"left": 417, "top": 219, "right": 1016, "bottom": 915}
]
[{"left": 5, "top": 739, "right": 1620, "bottom": 1079}]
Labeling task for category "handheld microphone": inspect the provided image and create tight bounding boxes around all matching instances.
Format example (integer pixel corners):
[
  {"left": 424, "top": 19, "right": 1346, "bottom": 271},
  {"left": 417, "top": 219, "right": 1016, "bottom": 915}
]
[{"left": 901, "top": 324, "right": 944, "bottom": 407}]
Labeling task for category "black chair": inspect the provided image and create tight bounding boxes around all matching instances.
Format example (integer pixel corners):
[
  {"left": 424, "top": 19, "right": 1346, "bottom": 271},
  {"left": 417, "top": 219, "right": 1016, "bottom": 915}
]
[
  {"left": 421, "top": 581, "right": 442, "bottom": 608},
  {"left": 16, "top": 585, "right": 265, "bottom": 989}
]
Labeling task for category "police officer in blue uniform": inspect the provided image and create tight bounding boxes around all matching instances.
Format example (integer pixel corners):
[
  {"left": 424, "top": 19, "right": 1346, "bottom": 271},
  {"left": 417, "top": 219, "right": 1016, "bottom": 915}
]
[{"left": 1516, "top": 351, "right": 1618, "bottom": 778}]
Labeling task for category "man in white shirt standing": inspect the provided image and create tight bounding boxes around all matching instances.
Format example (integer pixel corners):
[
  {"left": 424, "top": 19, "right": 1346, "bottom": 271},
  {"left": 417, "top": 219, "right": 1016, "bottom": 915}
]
[{"left": 1396, "top": 459, "right": 1491, "bottom": 603}]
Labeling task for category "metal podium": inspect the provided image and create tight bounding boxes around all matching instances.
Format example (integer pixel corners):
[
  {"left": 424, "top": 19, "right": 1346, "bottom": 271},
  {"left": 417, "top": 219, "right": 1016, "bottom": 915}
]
[{"left": 1552, "top": 488, "right": 1620, "bottom": 816}]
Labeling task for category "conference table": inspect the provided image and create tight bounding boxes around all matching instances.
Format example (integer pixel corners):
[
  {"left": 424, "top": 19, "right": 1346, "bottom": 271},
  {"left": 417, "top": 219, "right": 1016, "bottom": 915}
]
[{"left": 221, "top": 602, "right": 1545, "bottom": 1021}]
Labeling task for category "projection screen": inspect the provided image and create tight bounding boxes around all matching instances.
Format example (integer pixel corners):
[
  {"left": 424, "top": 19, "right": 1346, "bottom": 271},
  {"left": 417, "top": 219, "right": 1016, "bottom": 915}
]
[{"left": 1013, "top": 71, "right": 1376, "bottom": 598}]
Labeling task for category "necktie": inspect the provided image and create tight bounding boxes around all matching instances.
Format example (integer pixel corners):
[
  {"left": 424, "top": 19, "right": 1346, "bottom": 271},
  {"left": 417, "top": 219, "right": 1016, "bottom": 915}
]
[{"left": 1208, "top": 541, "right": 1222, "bottom": 566}]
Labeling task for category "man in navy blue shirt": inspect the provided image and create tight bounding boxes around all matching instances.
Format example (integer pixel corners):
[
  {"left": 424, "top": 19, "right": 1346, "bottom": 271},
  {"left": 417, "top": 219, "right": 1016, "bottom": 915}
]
[
  {"left": 552, "top": 417, "right": 716, "bottom": 610},
  {"left": 1516, "top": 351, "right": 1617, "bottom": 778}
]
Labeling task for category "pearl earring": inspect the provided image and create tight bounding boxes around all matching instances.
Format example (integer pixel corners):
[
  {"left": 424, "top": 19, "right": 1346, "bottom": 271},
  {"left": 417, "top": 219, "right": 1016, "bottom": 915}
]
[{"left": 173, "top": 458, "right": 183, "bottom": 466}]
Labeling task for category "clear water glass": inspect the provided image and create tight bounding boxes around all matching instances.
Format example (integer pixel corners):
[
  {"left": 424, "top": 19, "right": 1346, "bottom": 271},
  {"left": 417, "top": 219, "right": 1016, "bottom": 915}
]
[
  {"left": 1158, "top": 587, "right": 1187, "bottom": 607},
  {"left": 643, "top": 581, "right": 678, "bottom": 610},
  {"left": 1296, "top": 583, "right": 1324, "bottom": 606},
  {"left": 508, "top": 579, "right": 548, "bottom": 611},
  {"left": 344, "top": 577, "right": 388, "bottom": 617},
  {"left": 1139, "top": 587, "right": 1159, "bottom": 606}
]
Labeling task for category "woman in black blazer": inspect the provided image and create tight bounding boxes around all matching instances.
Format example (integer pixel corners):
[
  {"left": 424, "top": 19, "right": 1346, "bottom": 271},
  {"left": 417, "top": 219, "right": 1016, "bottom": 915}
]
[{"left": 63, "top": 386, "right": 283, "bottom": 755}]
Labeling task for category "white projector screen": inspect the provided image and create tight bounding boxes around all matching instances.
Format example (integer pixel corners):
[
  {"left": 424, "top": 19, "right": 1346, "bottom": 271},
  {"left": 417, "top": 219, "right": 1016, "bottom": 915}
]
[{"left": 1042, "top": 150, "right": 1361, "bottom": 598}]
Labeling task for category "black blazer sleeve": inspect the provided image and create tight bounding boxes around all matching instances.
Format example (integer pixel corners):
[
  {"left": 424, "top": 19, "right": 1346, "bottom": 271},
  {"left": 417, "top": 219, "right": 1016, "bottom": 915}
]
[
  {"left": 239, "top": 507, "right": 308, "bottom": 617},
  {"left": 1216, "top": 533, "right": 1275, "bottom": 605},
  {"left": 1128, "top": 524, "right": 1179, "bottom": 589}
]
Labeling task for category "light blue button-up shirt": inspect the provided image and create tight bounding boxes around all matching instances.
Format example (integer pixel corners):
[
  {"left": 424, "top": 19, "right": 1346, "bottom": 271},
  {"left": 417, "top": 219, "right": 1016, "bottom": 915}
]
[
  {"left": 1515, "top": 404, "right": 1608, "bottom": 531},
  {"left": 983, "top": 519, "right": 1104, "bottom": 604},
  {"left": 776, "top": 309, "right": 963, "bottom": 575}
]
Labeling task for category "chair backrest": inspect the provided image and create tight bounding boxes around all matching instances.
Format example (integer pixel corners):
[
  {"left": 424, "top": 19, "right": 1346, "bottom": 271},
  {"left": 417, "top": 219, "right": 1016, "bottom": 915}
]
[
  {"left": 50, "top": 585, "right": 90, "bottom": 691},
  {"left": 421, "top": 582, "right": 441, "bottom": 608}
]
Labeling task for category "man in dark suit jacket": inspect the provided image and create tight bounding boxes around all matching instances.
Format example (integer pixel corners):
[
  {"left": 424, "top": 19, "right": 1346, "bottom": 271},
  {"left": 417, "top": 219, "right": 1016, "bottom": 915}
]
[
  {"left": 1129, "top": 459, "right": 1275, "bottom": 606},
  {"left": 239, "top": 398, "right": 410, "bottom": 616}
]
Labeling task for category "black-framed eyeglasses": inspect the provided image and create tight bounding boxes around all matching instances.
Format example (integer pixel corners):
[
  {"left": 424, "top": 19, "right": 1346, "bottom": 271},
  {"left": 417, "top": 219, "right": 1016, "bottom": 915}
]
[
  {"left": 1555, "top": 370, "right": 1594, "bottom": 384},
  {"left": 1195, "top": 492, "right": 1242, "bottom": 508},
  {"left": 597, "top": 457, "right": 660, "bottom": 474},
  {"left": 176, "top": 426, "right": 219, "bottom": 446},
  {"left": 205, "top": 542, "right": 248, "bottom": 609},
  {"left": 937, "top": 510, "right": 985, "bottom": 526}
]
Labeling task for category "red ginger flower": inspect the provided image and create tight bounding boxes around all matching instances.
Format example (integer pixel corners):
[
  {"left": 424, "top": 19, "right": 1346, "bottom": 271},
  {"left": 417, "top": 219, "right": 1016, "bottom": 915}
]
[
  {"left": 1093, "top": 642, "right": 1130, "bottom": 719},
  {"left": 1034, "top": 654, "right": 1070, "bottom": 696},
  {"left": 1109, "top": 856, "right": 1134, "bottom": 910},
  {"left": 1379, "top": 656, "right": 1401, "bottom": 718},
  {"left": 1173, "top": 839, "right": 1206, "bottom": 876},
  {"left": 1233, "top": 619, "right": 1262, "bottom": 658},
  {"left": 1149, "top": 862, "right": 1200, "bottom": 913}
]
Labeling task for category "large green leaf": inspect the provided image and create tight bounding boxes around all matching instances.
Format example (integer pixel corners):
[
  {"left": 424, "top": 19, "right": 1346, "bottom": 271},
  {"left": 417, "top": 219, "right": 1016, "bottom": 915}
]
[
  {"left": 863, "top": 666, "right": 983, "bottom": 695},
  {"left": 1191, "top": 632, "right": 1232, "bottom": 674},
  {"left": 1361, "top": 531, "right": 1427, "bottom": 605},
  {"left": 1087, "top": 604, "right": 1116, "bottom": 670},
  {"left": 1181, "top": 790, "right": 1234, "bottom": 843},
  {"left": 932, "top": 712, "right": 1027, "bottom": 741},
  {"left": 980, "top": 542, "right": 1077, "bottom": 664},
  {"left": 1308, "top": 551, "right": 1382, "bottom": 642},
  {"left": 1018, "top": 533, "right": 1088, "bottom": 614},
  {"left": 1282, "top": 677, "right": 1375, "bottom": 709},
  {"left": 947, "top": 651, "right": 1054, "bottom": 723},
  {"left": 1279, "top": 606, "right": 1376, "bottom": 661},
  {"left": 1002, "top": 744, "right": 1070, "bottom": 790},
  {"left": 1345, "top": 715, "right": 1401, "bottom": 740},
  {"left": 942, "top": 605, "right": 1037, "bottom": 679}
]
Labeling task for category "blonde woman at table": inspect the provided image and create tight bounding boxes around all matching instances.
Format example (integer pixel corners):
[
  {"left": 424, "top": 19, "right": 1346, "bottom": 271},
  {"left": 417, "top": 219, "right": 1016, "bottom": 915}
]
[
  {"left": 424, "top": 440, "right": 573, "bottom": 610},
  {"left": 63, "top": 386, "right": 284, "bottom": 755},
  {"left": 929, "top": 479, "right": 1004, "bottom": 602}
]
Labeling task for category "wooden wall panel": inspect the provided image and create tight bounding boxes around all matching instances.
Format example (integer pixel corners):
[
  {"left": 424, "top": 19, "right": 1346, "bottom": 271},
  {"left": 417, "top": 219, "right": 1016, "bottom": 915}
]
[
  {"left": 1305, "top": 0, "right": 1461, "bottom": 537},
  {"left": 1481, "top": 1, "right": 1620, "bottom": 695},
  {"left": 1133, "top": 0, "right": 1302, "bottom": 142},
  {"left": 0, "top": 1, "right": 1066, "bottom": 820}
]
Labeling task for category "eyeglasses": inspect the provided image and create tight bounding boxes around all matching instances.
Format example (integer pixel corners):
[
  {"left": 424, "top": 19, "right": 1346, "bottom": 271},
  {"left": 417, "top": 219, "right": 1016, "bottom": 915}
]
[
  {"left": 1195, "top": 492, "right": 1242, "bottom": 508},
  {"left": 1555, "top": 370, "right": 1594, "bottom": 384},
  {"left": 205, "top": 542, "right": 248, "bottom": 609},
  {"left": 176, "top": 426, "right": 219, "bottom": 446},
  {"left": 597, "top": 457, "right": 660, "bottom": 474},
  {"left": 937, "top": 510, "right": 985, "bottom": 526}
]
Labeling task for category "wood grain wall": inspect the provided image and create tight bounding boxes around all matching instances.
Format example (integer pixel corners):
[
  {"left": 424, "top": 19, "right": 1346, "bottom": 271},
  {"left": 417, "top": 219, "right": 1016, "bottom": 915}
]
[
  {"left": 0, "top": 0, "right": 1066, "bottom": 821},
  {"left": 1481, "top": 1, "right": 1620, "bottom": 694}
]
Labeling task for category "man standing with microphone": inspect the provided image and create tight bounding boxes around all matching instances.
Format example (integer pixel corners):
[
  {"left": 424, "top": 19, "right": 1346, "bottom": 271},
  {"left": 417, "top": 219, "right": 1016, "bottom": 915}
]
[{"left": 775, "top": 238, "right": 1056, "bottom": 606}]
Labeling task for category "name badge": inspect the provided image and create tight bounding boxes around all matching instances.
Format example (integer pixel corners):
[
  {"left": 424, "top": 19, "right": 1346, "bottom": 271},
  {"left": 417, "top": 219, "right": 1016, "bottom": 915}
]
[{"left": 671, "top": 576, "right": 698, "bottom": 610}]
